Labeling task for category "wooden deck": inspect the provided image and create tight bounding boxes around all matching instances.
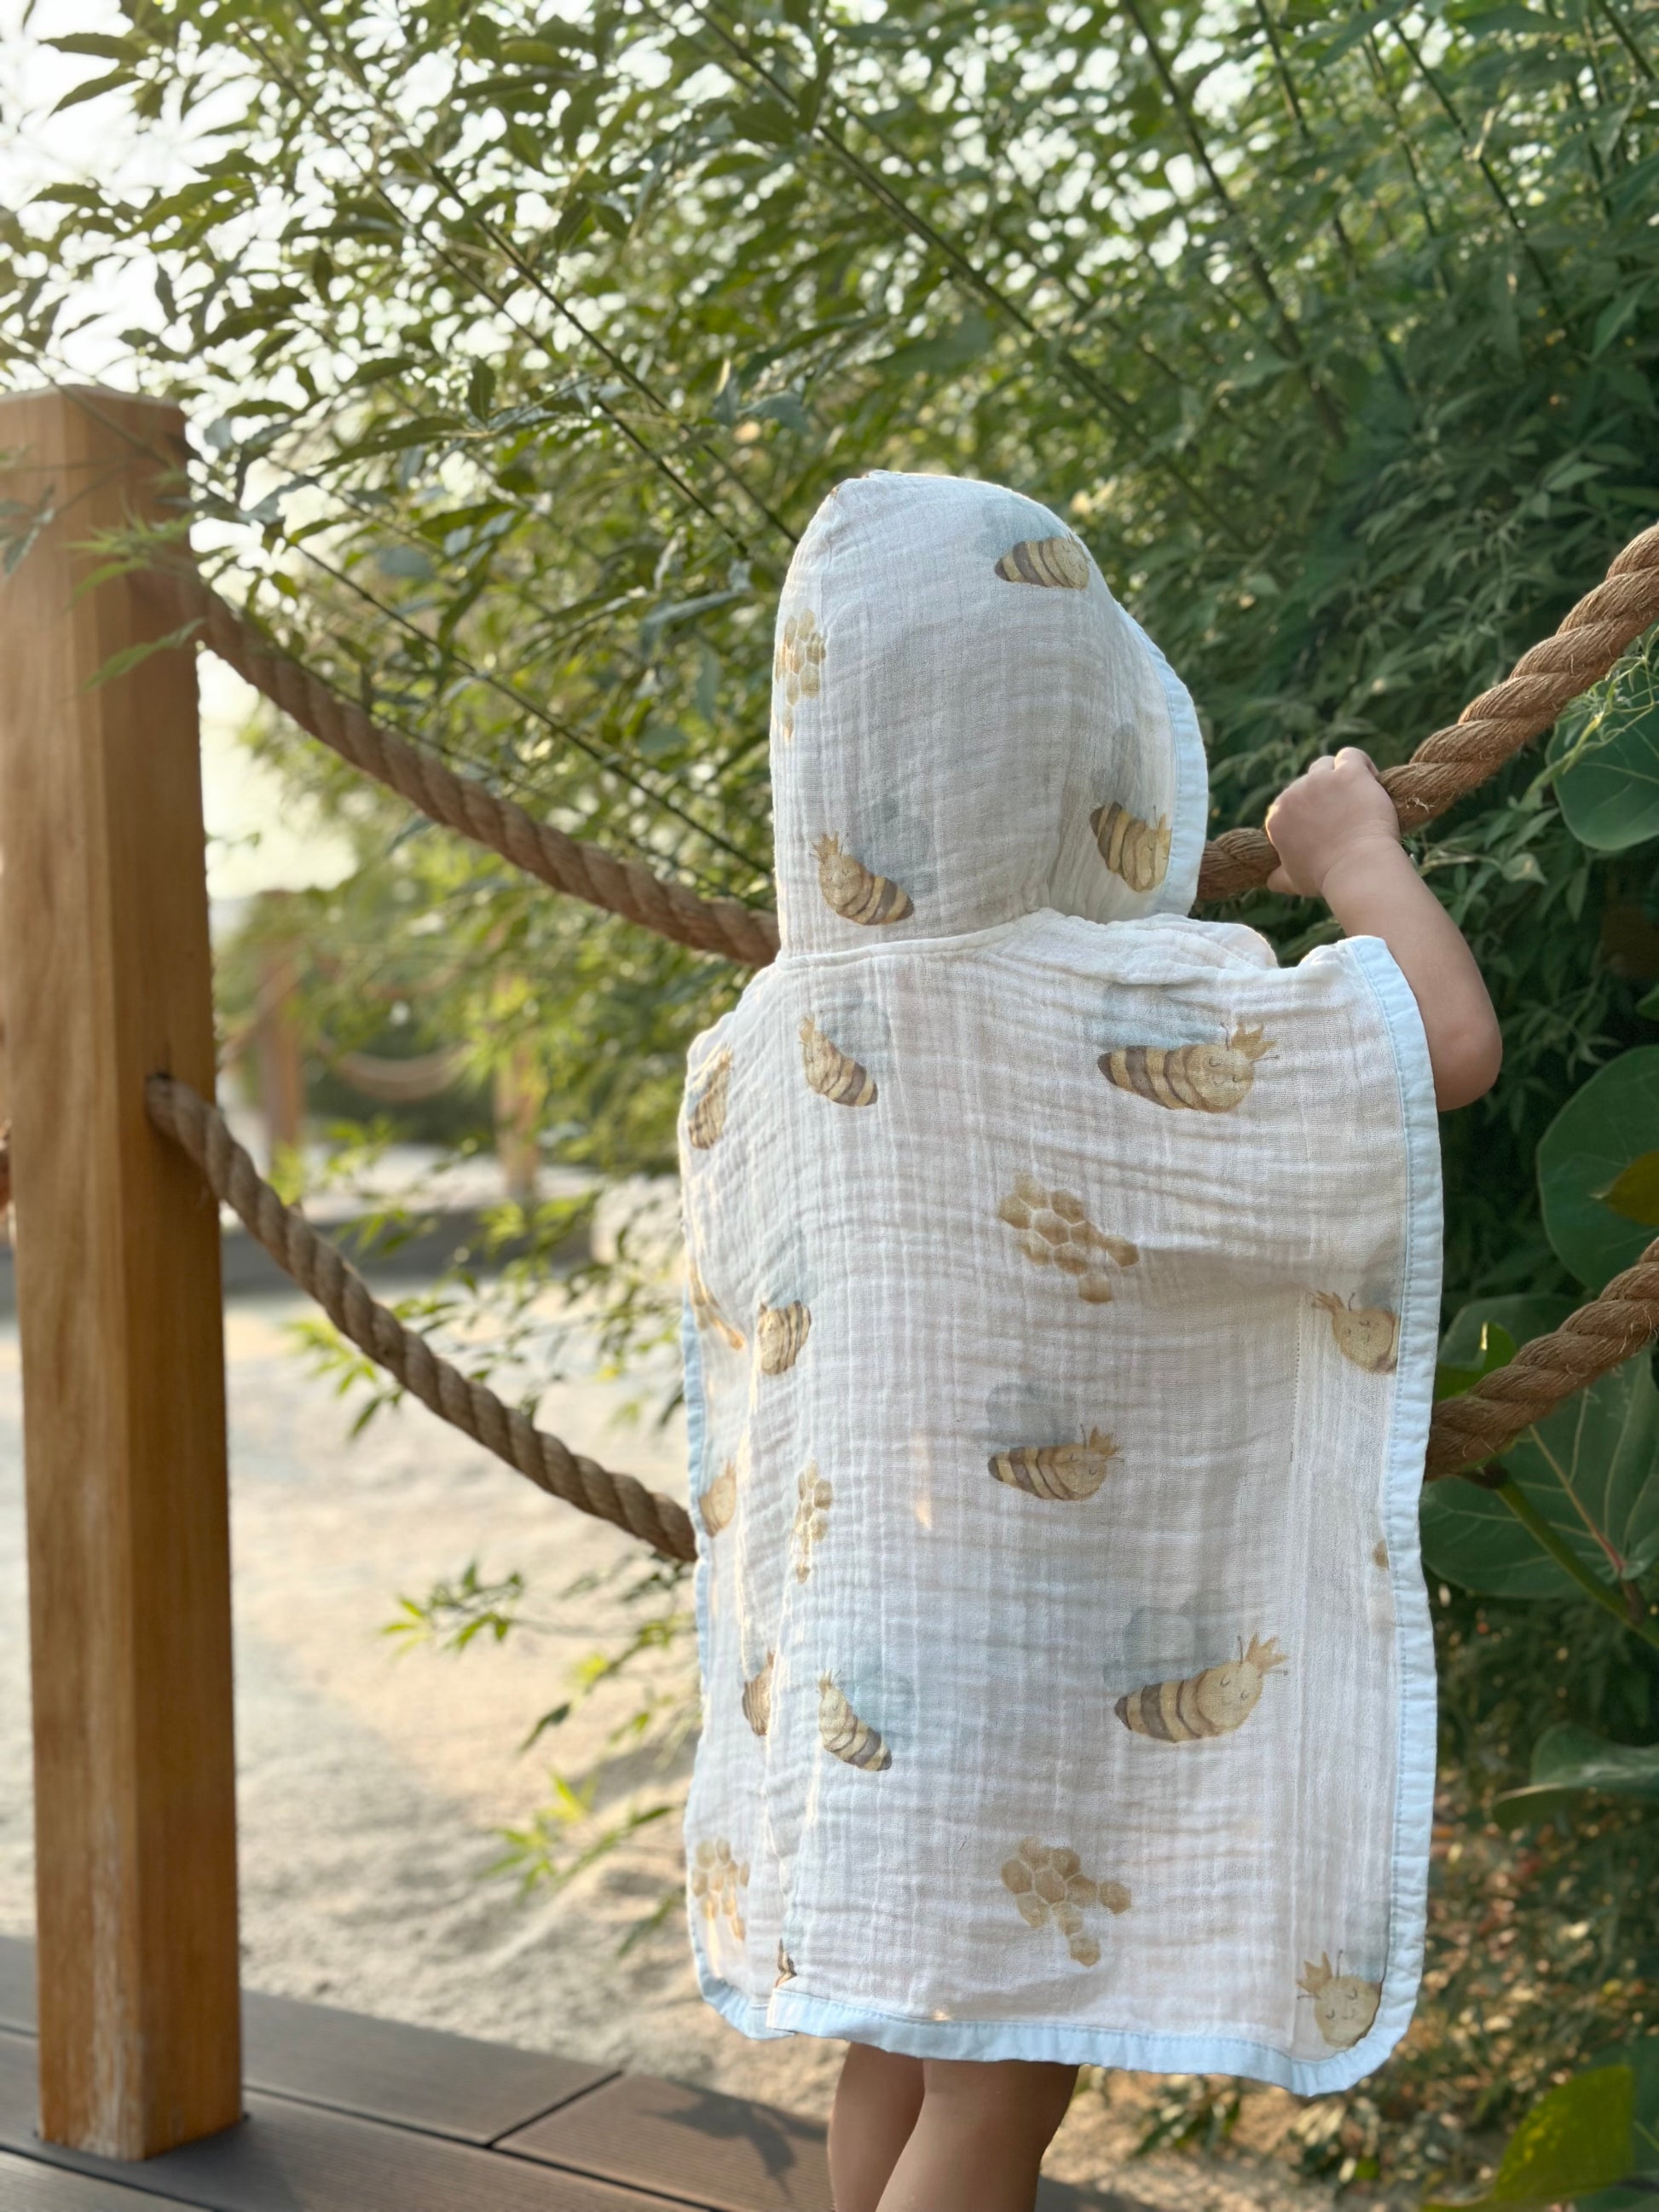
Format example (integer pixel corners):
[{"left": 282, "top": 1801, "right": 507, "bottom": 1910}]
[{"left": 0, "top": 1938, "right": 1107, "bottom": 2210}]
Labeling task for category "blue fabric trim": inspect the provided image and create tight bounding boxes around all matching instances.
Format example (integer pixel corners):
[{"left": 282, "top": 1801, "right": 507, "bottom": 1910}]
[
  {"left": 684, "top": 950, "right": 1443, "bottom": 2095},
  {"left": 1120, "top": 608, "right": 1209, "bottom": 921}
]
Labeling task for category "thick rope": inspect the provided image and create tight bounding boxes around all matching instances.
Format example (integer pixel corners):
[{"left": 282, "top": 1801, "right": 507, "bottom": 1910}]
[
  {"left": 147, "top": 523, "right": 1659, "bottom": 930},
  {"left": 146, "top": 1074, "right": 698, "bottom": 1564},
  {"left": 1425, "top": 1235, "right": 1659, "bottom": 1480},
  {"left": 1198, "top": 519, "right": 1659, "bottom": 898},
  {"left": 129, "top": 1078, "right": 1659, "bottom": 1525},
  {"left": 140, "top": 568, "right": 781, "bottom": 969}
]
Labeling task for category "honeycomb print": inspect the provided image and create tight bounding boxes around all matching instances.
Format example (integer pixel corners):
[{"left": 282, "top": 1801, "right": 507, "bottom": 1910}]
[
  {"left": 1000, "top": 1839, "right": 1130, "bottom": 1967},
  {"left": 773, "top": 605, "right": 825, "bottom": 743},
  {"left": 997, "top": 1174, "right": 1137, "bottom": 1304},
  {"left": 690, "top": 1837, "right": 749, "bottom": 1939}
]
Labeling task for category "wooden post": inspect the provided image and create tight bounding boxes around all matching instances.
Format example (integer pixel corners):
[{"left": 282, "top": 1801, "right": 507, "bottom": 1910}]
[{"left": 0, "top": 386, "right": 240, "bottom": 2156}]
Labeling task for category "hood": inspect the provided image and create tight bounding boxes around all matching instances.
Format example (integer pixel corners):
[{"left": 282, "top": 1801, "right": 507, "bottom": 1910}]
[{"left": 769, "top": 471, "right": 1208, "bottom": 955}]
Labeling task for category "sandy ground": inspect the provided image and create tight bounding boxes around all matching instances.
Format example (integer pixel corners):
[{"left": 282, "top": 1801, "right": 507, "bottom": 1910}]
[{"left": 0, "top": 1286, "right": 1338, "bottom": 2209}]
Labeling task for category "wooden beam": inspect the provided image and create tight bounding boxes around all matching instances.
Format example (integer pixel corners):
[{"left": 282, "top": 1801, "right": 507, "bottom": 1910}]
[{"left": 0, "top": 385, "right": 240, "bottom": 2156}]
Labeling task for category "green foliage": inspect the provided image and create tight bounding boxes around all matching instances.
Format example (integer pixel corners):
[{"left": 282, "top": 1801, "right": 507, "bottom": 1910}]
[
  {"left": 1539, "top": 1047, "right": 1659, "bottom": 1291},
  {"left": 1495, "top": 1720, "right": 1659, "bottom": 1829},
  {"left": 1551, "top": 636, "right": 1659, "bottom": 856},
  {"left": 1420, "top": 2060, "right": 1635, "bottom": 2209}
]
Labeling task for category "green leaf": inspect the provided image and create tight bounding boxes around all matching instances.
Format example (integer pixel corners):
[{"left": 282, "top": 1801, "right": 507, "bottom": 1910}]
[
  {"left": 45, "top": 32, "right": 147, "bottom": 60},
  {"left": 1421, "top": 1298, "right": 1659, "bottom": 1597},
  {"left": 1601, "top": 1152, "right": 1659, "bottom": 1227},
  {"left": 52, "top": 66, "right": 135, "bottom": 113},
  {"left": 870, "top": 309, "right": 994, "bottom": 381},
  {"left": 1422, "top": 2065, "right": 1633, "bottom": 2209},
  {"left": 1494, "top": 1721, "right": 1659, "bottom": 1827},
  {"left": 1581, "top": 2040, "right": 1659, "bottom": 2210},
  {"left": 1435, "top": 1320, "right": 1517, "bottom": 1402},
  {"left": 1540, "top": 1048, "right": 1659, "bottom": 1291},
  {"left": 1548, "top": 648, "right": 1659, "bottom": 854}
]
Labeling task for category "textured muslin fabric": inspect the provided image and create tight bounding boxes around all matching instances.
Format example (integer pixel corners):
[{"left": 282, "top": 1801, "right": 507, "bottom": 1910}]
[{"left": 677, "top": 471, "right": 1441, "bottom": 2094}]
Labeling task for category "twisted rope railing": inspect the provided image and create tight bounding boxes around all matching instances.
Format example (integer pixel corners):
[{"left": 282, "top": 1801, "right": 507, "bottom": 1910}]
[
  {"left": 145, "top": 1074, "right": 697, "bottom": 1565},
  {"left": 1197, "top": 517, "right": 1659, "bottom": 898},
  {"left": 143, "top": 522, "right": 1659, "bottom": 938},
  {"left": 139, "top": 567, "right": 781, "bottom": 969},
  {"left": 1424, "top": 1235, "right": 1659, "bottom": 1480},
  {"left": 136, "top": 1069, "right": 1659, "bottom": 1533}
]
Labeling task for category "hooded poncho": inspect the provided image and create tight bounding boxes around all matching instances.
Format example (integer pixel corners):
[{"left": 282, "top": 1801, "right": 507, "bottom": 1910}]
[{"left": 677, "top": 471, "right": 1440, "bottom": 2093}]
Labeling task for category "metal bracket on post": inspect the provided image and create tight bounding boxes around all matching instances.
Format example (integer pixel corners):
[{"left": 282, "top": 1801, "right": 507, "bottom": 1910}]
[{"left": 0, "top": 385, "right": 240, "bottom": 2157}]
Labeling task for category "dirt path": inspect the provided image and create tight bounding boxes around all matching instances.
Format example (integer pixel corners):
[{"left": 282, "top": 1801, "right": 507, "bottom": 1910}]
[{"left": 0, "top": 1292, "right": 1338, "bottom": 2209}]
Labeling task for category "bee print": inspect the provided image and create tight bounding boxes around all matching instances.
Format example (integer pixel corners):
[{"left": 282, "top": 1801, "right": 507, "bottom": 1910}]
[
  {"left": 772, "top": 605, "right": 826, "bottom": 743},
  {"left": 993, "top": 536, "right": 1090, "bottom": 591},
  {"left": 1099, "top": 1024, "right": 1273, "bottom": 1114},
  {"left": 818, "top": 1678, "right": 891, "bottom": 1770},
  {"left": 1373, "top": 1539, "right": 1390, "bottom": 1570},
  {"left": 800, "top": 1016, "right": 877, "bottom": 1106},
  {"left": 989, "top": 1427, "right": 1119, "bottom": 1502},
  {"left": 813, "top": 835, "right": 913, "bottom": 926},
  {"left": 700, "top": 1459, "right": 737, "bottom": 1538},
  {"left": 690, "top": 1838, "right": 749, "bottom": 1939},
  {"left": 756, "top": 1300, "right": 812, "bottom": 1375},
  {"left": 1000, "top": 1839, "right": 1130, "bottom": 1967},
  {"left": 742, "top": 1654, "right": 774, "bottom": 1736},
  {"left": 687, "top": 1260, "right": 744, "bottom": 1351},
  {"left": 1115, "top": 1634, "right": 1287, "bottom": 1741},
  {"left": 685, "top": 1050, "right": 733, "bottom": 1149},
  {"left": 1090, "top": 802, "right": 1171, "bottom": 894},
  {"left": 776, "top": 1943, "right": 796, "bottom": 1986},
  {"left": 1298, "top": 1955, "right": 1381, "bottom": 2049},
  {"left": 997, "top": 1175, "right": 1138, "bottom": 1305},
  {"left": 1313, "top": 1292, "right": 1399, "bottom": 1374},
  {"left": 790, "top": 1463, "right": 833, "bottom": 1580}
]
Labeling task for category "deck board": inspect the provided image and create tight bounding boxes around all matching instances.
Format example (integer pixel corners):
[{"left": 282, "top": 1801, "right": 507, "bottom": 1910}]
[
  {"left": 500, "top": 2076, "right": 834, "bottom": 2212},
  {"left": 0, "top": 2146, "right": 187, "bottom": 2209},
  {"left": 0, "top": 2031, "right": 680, "bottom": 2212},
  {"left": 0, "top": 1939, "right": 613, "bottom": 2145}
]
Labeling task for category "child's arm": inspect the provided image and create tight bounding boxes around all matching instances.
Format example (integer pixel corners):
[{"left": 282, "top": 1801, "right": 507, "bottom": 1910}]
[{"left": 1263, "top": 747, "right": 1502, "bottom": 1112}]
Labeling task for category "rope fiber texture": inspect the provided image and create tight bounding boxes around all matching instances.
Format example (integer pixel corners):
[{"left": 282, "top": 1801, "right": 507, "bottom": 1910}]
[
  {"left": 146, "top": 1075, "right": 697, "bottom": 1564},
  {"left": 140, "top": 568, "right": 780, "bottom": 969},
  {"left": 147, "top": 522, "right": 1659, "bottom": 932},
  {"left": 1425, "top": 1234, "right": 1659, "bottom": 1481}
]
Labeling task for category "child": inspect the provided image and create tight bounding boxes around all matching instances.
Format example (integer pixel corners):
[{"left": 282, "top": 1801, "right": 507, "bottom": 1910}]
[{"left": 677, "top": 473, "right": 1500, "bottom": 2212}]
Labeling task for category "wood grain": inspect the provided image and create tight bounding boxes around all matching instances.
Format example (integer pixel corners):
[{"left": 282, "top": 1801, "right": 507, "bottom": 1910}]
[{"left": 0, "top": 386, "right": 240, "bottom": 2155}]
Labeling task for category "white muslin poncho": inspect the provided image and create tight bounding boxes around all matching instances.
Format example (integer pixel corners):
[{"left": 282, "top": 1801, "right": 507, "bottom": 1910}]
[{"left": 677, "top": 471, "right": 1440, "bottom": 2093}]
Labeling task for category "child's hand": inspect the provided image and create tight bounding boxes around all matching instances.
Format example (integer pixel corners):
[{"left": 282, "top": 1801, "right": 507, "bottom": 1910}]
[
  {"left": 1262, "top": 746, "right": 1502, "bottom": 1111},
  {"left": 1263, "top": 748, "right": 1401, "bottom": 898}
]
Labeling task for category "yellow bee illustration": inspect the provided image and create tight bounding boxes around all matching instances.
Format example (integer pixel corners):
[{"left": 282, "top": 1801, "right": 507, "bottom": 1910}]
[
  {"left": 1000, "top": 1838, "right": 1130, "bottom": 1967},
  {"left": 756, "top": 1300, "right": 812, "bottom": 1375},
  {"left": 790, "top": 1463, "right": 833, "bottom": 1580},
  {"left": 772, "top": 605, "right": 826, "bottom": 742},
  {"left": 685, "top": 1049, "right": 733, "bottom": 1149},
  {"left": 818, "top": 1678, "right": 891, "bottom": 1770},
  {"left": 1115, "top": 1633, "right": 1287, "bottom": 1741},
  {"left": 690, "top": 1836, "right": 749, "bottom": 1939},
  {"left": 1298, "top": 1955, "right": 1381, "bottom": 2049},
  {"left": 812, "top": 835, "right": 914, "bottom": 926},
  {"left": 993, "top": 536, "right": 1090, "bottom": 591},
  {"left": 1312, "top": 1292, "right": 1400, "bottom": 1374},
  {"left": 687, "top": 1260, "right": 744, "bottom": 1351},
  {"left": 989, "top": 1427, "right": 1119, "bottom": 1501},
  {"left": 1090, "top": 803, "right": 1171, "bottom": 893},
  {"left": 1099, "top": 1024, "right": 1273, "bottom": 1113},
  {"left": 800, "top": 1016, "right": 877, "bottom": 1106},
  {"left": 997, "top": 1175, "right": 1138, "bottom": 1305},
  {"left": 742, "top": 1654, "right": 774, "bottom": 1736},
  {"left": 699, "top": 1459, "right": 737, "bottom": 1538},
  {"left": 776, "top": 1942, "right": 796, "bottom": 1985}
]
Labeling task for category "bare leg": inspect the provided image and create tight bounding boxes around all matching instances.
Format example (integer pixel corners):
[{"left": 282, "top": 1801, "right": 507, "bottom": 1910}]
[
  {"left": 828, "top": 2042, "right": 926, "bottom": 2212},
  {"left": 876, "top": 2058, "right": 1078, "bottom": 2212}
]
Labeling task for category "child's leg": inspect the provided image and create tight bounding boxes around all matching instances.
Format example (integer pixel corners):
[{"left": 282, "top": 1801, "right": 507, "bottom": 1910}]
[
  {"left": 827, "top": 2042, "right": 925, "bottom": 2212},
  {"left": 875, "top": 2058, "right": 1078, "bottom": 2212}
]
